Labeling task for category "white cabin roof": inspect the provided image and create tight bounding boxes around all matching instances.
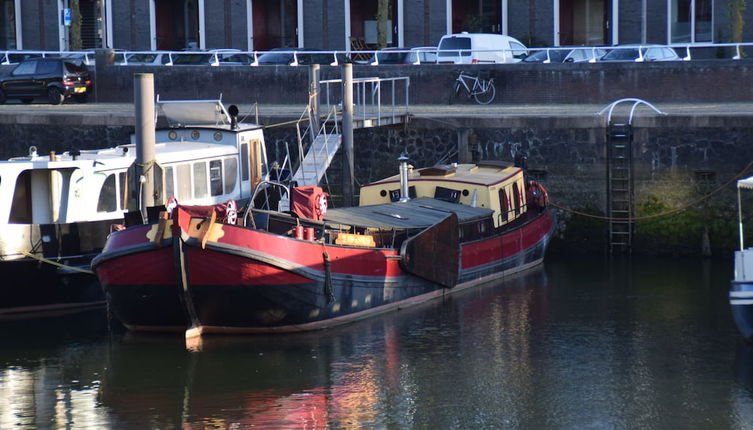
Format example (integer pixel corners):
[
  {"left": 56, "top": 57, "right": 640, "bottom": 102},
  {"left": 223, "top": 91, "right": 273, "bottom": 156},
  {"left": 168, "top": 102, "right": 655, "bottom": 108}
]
[{"left": 739, "top": 176, "right": 753, "bottom": 189}]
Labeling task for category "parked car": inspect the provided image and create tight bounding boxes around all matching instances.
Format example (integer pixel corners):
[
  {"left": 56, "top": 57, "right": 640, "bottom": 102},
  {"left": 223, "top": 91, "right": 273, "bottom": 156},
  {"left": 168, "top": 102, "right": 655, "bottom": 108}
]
[
  {"left": 599, "top": 45, "right": 680, "bottom": 62},
  {"left": 257, "top": 48, "right": 348, "bottom": 66},
  {"left": 523, "top": 46, "right": 607, "bottom": 63},
  {"left": 522, "top": 49, "right": 571, "bottom": 63},
  {"left": 0, "top": 57, "right": 91, "bottom": 104},
  {"left": 368, "top": 46, "right": 437, "bottom": 65},
  {"left": 437, "top": 33, "right": 527, "bottom": 64},
  {"left": 118, "top": 51, "right": 173, "bottom": 66}
]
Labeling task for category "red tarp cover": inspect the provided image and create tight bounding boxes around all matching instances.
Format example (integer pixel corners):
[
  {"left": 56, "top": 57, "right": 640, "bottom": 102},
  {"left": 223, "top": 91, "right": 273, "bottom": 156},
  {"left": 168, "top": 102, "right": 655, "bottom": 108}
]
[{"left": 292, "top": 186, "right": 327, "bottom": 221}]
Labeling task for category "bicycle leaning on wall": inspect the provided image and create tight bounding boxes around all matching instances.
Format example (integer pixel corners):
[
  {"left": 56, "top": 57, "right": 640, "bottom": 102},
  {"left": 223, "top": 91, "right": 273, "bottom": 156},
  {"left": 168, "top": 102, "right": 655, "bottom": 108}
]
[{"left": 448, "top": 71, "right": 496, "bottom": 105}]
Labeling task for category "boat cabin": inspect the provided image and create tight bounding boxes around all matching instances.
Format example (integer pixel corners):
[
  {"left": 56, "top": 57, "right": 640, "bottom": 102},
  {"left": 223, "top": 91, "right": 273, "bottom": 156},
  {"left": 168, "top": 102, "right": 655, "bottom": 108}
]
[
  {"left": 358, "top": 161, "right": 529, "bottom": 228},
  {"left": 0, "top": 99, "right": 267, "bottom": 227}
]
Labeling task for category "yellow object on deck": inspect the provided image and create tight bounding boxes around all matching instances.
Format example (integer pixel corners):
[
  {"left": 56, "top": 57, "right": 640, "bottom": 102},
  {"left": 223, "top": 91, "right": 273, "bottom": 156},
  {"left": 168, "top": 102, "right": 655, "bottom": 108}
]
[{"left": 335, "top": 233, "right": 376, "bottom": 248}]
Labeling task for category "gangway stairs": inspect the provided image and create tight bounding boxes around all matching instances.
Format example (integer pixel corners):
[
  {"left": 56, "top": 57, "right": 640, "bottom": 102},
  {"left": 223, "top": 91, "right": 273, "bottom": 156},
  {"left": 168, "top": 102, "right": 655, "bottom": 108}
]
[
  {"left": 606, "top": 122, "right": 634, "bottom": 253},
  {"left": 292, "top": 132, "right": 342, "bottom": 187}
]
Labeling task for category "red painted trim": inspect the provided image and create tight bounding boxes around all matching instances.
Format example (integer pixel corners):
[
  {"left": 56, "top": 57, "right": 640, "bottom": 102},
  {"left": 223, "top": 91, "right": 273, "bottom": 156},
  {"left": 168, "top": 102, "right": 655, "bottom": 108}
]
[
  {"left": 101, "top": 225, "right": 154, "bottom": 253},
  {"left": 187, "top": 248, "right": 313, "bottom": 286},
  {"left": 96, "top": 246, "right": 175, "bottom": 285},
  {"left": 215, "top": 225, "right": 403, "bottom": 278},
  {"left": 460, "top": 211, "right": 553, "bottom": 269}
]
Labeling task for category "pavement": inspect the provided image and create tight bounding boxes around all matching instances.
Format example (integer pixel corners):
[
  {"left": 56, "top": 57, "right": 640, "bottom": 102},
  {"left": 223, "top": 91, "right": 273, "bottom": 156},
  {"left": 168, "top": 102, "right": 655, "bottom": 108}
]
[{"left": 0, "top": 101, "right": 751, "bottom": 127}]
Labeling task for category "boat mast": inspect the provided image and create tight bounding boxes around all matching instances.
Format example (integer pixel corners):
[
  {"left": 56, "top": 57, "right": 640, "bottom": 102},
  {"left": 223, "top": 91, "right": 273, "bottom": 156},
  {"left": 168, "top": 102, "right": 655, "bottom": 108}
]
[{"left": 134, "top": 73, "right": 156, "bottom": 222}]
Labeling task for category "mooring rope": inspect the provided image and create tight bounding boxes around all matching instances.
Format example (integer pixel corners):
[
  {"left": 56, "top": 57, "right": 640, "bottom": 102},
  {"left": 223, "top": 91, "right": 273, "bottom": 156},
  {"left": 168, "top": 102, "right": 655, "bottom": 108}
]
[
  {"left": 550, "top": 160, "right": 753, "bottom": 222},
  {"left": 19, "top": 251, "right": 95, "bottom": 275}
]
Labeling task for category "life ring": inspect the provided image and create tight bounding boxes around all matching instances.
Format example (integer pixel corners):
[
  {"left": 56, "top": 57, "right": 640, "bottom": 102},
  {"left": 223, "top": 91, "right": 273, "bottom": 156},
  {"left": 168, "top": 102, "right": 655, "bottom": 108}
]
[
  {"left": 225, "top": 199, "right": 237, "bottom": 225},
  {"left": 528, "top": 181, "right": 549, "bottom": 207},
  {"left": 316, "top": 193, "right": 328, "bottom": 218}
]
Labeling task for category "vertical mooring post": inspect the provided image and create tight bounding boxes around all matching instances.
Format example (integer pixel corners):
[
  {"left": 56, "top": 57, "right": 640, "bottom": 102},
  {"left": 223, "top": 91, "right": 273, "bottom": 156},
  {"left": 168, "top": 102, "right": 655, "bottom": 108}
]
[
  {"left": 134, "top": 73, "right": 156, "bottom": 222},
  {"left": 308, "top": 64, "right": 320, "bottom": 142},
  {"left": 342, "top": 63, "right": 355, "bottom": 207},
  {"left": 457, "top": 129, "right": 471, "bottom": 163}
]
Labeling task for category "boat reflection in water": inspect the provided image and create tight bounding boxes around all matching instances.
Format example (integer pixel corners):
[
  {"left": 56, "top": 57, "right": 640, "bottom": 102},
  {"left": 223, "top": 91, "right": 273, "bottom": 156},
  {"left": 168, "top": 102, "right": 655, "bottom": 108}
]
[
  {"left": 0, "top": 310, "right": 111, "bottom": 429},
  {"left": 97, "top": 267, "right": 550, "bottom": 430}
]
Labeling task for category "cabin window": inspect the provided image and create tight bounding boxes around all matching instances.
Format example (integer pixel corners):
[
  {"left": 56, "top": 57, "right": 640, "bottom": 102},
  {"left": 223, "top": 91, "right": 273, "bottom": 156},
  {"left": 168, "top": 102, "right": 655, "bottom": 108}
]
[
  {"left": 164, "top": 167, "right": 174, "bottom": 199},
  {"left": 9, "top": 170, "right": 31, "bottom": 224},
  {"left": 119, "top": 172, "right": 127, "bottom": 210},
  {"left": 177, "top": 164, "right": 192, "bottom": 201},
  {"left": 434, "top": 186, "right": 460, "bottom": 203},
  {"left": 97, "top": 174, "right": 117, "bottom": 213},
  {"left": 240, "top": 143, "right": 250, "bottom": 181},
  {"left": 193, "top": 162, "right": 208, "bottom": 198},
  {"left": 512, "top": 182, "right": 521, "bottom": 215},
  {"left": 224, "top": 157, "right": 237, "bottom": 194},
  {"left": 209, "top": 160, "right": 223, "bottom": 196},
  {"left": 499, "top": 189, "right": 509, "bottom": 222}
]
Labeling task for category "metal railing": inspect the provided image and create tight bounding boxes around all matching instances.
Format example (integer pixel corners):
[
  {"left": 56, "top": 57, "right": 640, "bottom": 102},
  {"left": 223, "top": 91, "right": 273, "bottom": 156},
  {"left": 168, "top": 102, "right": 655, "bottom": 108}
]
[
  {"left": 319, "top": 76, "right": 410, "bottom": 126},
  {"left": 0, "top": 41, "right": 752, "bottom": 67}
]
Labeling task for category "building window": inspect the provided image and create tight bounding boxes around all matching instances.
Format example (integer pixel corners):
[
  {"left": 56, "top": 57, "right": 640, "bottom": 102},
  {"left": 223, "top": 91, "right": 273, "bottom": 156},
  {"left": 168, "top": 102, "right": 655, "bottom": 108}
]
[
  {"left": 0, "top": 0, "right": 16, "bottom": 50},
  {"left": 670, "top": 0, "right": 712, "bottom": 43}
]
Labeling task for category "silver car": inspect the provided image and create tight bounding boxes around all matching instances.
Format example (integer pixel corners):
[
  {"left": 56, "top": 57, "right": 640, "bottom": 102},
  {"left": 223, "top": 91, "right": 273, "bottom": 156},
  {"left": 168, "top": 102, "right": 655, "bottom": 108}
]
[{"left": 599, "top": 45, "right": 681, "bottom": 62}]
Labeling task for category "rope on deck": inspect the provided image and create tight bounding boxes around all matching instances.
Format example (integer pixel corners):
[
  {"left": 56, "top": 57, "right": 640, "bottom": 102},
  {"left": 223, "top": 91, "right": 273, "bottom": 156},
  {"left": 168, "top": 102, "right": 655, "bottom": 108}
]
[{"left": 19, "top": 251, "right": 95, "bottom": 275}]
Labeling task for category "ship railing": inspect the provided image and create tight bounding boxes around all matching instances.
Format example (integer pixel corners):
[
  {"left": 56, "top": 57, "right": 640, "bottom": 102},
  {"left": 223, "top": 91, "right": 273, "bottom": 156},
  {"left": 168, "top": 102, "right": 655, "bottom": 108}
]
[{"left": 319, "top": 76, "right": 409, "bottom": 127}]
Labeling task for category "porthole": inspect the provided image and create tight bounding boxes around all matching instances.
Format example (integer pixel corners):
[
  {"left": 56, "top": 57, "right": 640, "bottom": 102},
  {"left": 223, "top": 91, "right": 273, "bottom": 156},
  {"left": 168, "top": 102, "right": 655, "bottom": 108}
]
[
  {"left": 168, "top": 130, "right": 177, "bottom": 140},
  {"left": 213, "top": 131, "right": 223, "bottom": 141},
  {"left": 462, "top": 189, "right": 469, "bottom": 196},
  {"left": 380, "top": 190, "right": 387, "bottom": 197},
  {"left": 191, "top": 130, "right": 200, "bottom": 140}
]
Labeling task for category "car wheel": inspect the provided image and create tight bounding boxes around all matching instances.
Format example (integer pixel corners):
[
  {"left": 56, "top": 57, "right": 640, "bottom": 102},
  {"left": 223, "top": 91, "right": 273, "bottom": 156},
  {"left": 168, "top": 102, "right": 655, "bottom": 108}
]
[
  {"left": 0, "top": 89, "right": 6, "bottom": 104},
  {"left": 47, "top": 87, "right": 64, "bottom": 105},
  {"left": 21, "top": 98, "right": 33, "bottom": 104},
  {"left": 74, "top": 93, "right": 88, "bottom": 103}
]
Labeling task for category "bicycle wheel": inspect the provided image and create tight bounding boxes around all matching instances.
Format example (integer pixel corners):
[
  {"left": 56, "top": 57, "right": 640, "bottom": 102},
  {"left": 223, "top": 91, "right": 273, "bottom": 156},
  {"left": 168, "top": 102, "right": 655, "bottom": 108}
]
[
  {"left": 473, "top": 80, "right": 496, "bottom": 105},
  {"left": 449, "top": 81, "right": 461, "bottom": 105}
]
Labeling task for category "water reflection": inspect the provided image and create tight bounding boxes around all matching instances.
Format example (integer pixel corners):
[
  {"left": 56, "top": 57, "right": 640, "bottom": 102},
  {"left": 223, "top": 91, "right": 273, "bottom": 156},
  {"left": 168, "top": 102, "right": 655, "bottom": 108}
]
[
  {"left": 1, "top": 258, "right": 751, "bottom": 429},
  {"left": 0, "top": 310, "right": 111, "bottom": 429}
]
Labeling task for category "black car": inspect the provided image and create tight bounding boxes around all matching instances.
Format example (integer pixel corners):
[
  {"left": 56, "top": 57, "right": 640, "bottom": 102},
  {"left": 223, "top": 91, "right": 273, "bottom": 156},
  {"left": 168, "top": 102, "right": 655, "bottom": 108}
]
[{"left": 0, "top": 57, "right": 92, "bottom": 105}]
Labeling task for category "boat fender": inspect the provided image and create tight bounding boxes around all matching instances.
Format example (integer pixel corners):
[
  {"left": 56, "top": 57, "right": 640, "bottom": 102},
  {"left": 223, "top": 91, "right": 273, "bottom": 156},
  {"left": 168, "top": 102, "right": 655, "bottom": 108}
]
[{"left": 323, "top": 252, "right": 334, "bottom": 303}]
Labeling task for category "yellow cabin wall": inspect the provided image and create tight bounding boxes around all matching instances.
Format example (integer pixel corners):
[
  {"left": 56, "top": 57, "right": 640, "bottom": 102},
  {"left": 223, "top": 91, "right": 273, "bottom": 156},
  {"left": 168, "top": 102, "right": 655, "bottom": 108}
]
[{"left": 358, "top": 165, "right": 529, "bottom": 229}]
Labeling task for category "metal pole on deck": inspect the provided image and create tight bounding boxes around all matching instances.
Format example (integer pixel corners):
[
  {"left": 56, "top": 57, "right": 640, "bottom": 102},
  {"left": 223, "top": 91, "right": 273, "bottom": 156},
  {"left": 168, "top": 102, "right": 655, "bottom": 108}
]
[
  {"left": 134, "top": 73, "right": 156, "bottom": 222},
  {"left": 342, "top": 63, "right": 355, "bottom": 206},
  {"left": 308, "top": 64, "right": 320, "bottom": 141}
]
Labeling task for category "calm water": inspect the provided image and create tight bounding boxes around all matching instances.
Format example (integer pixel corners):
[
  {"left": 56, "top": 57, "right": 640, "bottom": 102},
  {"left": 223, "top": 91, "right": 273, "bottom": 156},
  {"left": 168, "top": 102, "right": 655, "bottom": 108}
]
[{"left": 1, "top": 256, "right": 750, "bottom": 430}]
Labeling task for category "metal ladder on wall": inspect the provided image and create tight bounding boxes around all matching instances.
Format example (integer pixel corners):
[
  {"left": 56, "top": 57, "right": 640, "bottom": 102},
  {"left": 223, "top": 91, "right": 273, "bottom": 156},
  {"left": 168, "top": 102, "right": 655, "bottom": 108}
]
[
  {"left": 606, "top": 122, "right": 633, "bottom": 253},
  {"left": 598, "top": 98, "right": 665, "bottom": 254}
]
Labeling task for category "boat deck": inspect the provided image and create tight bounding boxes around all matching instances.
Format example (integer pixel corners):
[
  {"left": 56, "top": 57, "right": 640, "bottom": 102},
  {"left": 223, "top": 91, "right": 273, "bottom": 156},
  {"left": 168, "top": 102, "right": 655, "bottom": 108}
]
[{"left": 324, "top": 197, "right": 492, "bottom": 229}]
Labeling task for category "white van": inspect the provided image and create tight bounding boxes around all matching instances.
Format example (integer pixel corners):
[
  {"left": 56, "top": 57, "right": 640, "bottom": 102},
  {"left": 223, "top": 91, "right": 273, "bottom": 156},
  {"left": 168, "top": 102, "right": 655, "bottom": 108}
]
[{"left": 437, "top": 33, "right": 528, "bottom": 64}]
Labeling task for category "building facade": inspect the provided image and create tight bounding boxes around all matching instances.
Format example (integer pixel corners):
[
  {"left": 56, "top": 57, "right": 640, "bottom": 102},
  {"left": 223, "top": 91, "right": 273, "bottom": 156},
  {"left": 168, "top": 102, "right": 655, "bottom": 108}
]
[{"left": 0, "top": 0, "right": 749, "bottom": 51}]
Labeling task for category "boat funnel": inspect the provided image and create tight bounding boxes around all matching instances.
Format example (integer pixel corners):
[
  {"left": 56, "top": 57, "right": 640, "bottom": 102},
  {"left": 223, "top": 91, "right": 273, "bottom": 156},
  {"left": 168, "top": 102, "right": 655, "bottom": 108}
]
[{"left": 398, "top": 155, "right": 410, "bottom": 202}]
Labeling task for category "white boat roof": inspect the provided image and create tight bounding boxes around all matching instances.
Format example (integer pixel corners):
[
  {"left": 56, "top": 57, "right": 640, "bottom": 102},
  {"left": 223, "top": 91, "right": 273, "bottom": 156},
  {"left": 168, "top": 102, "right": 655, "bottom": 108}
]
[
  {"left": 739, "top": 176, "right": 753, "bottom": 189},
  {"left": 158, "top": 99, "right": 232, "bottom": 127}
]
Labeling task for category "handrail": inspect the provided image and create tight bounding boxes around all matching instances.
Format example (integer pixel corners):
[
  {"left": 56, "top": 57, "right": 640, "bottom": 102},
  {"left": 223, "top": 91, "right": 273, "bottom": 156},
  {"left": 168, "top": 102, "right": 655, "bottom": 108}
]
[
  {"left": 0, "top": 41, "right": 750, "bottom": 67},
  {"left": 597, "top": 98, "right": 666, "bottom": 125}
]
